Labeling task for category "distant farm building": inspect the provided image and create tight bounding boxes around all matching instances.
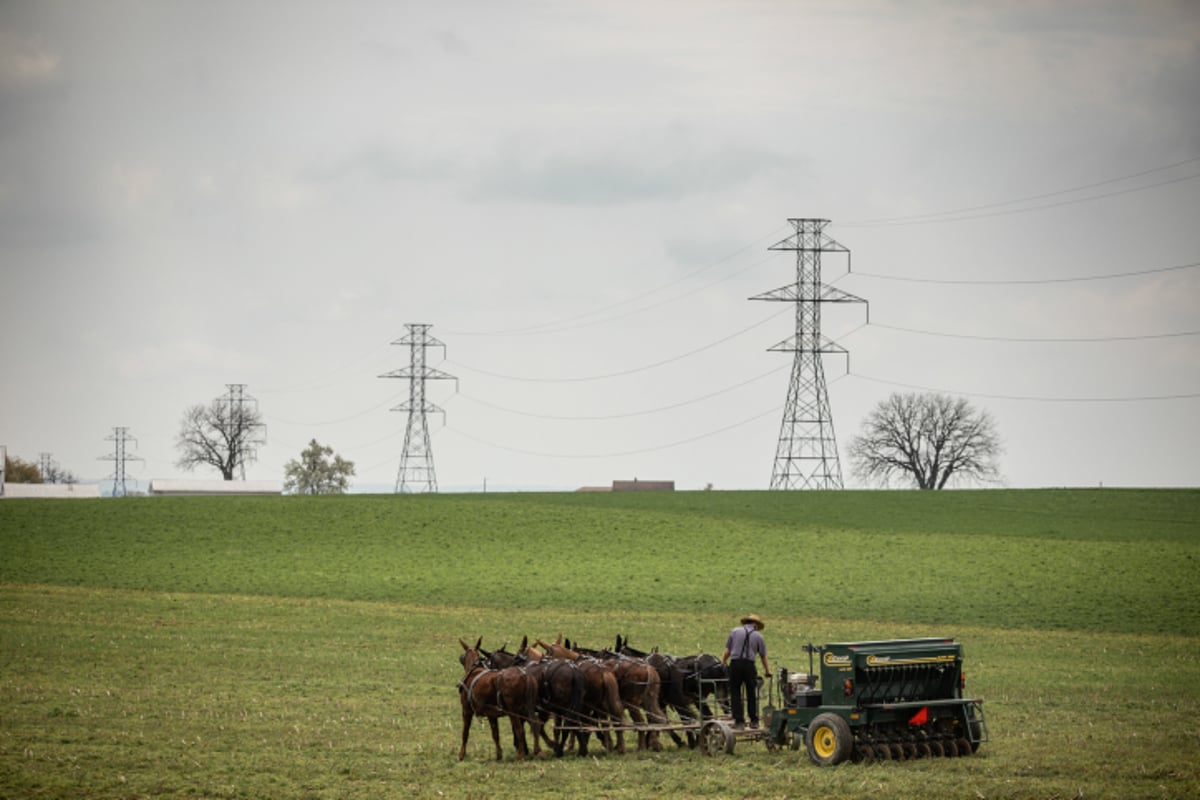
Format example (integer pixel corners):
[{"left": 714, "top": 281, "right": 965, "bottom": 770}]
[
  {"left": 149, "top": 479, "right": 282, "bottom": 496},
  {"left": 613, "top": 479, "right": 674, "bottom": 492},
  {"left": 577, "top": 479, "right": 676, "bottom": 492},
  {"left": 1, "top": 482, "right": 101, "bottom": 499}
]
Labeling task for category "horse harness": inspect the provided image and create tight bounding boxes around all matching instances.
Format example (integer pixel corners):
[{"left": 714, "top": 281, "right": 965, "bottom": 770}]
[{"left": 459, "top": 660, "right": 531, "bottom": 716}]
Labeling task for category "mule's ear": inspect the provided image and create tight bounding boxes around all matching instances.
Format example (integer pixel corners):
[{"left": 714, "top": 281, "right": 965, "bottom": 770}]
[
  {"left": 520, "top": 635, "right": 528, "bottom": 650},
  {"left": 460, "top": 638, "right": 469, "bottom": 651},
  {"left": 555, "top": 633, "right": 563, "bottom": 645},
  {"left": 474, "top": 636, "right": 482, "bottom": 650}
]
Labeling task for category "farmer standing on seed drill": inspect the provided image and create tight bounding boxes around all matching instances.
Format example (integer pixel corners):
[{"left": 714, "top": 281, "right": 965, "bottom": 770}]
[{"left": 722, "top": 613, "right": 770, "bottom": 729}]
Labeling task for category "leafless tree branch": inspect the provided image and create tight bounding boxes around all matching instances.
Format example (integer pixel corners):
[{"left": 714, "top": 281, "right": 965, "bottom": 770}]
[
  {"left": 848, "top": 392, "right": 1002, "bottom": 489},
  {"left": 175, "top": 396, "right": 266, "bottom": 480}
]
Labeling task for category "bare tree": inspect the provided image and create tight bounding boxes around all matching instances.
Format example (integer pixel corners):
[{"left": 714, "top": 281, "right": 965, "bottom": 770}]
[
  {"left": 42, "top": 462, "right": 79, "bottom": 484},
  {"left": 283, "top": 439, "right": 355, "bottom": 495},
  {"left": 175, "top": 388, "right": 266, "bottom": 480},
  {"left": 848, "top": 392, "right": 1002, "bottom": 489}
]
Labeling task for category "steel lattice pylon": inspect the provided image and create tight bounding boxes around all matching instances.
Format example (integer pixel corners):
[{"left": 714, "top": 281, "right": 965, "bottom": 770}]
[
  {"left": 379, "top": 324, "right": 456, "bottom": 493},
  {"left": 99, "top": 427, "right": 142, "bottom": 497},
  {"left": 216, "top": 384, "right": 264, "bottom": 481},
  {"left": 751, "top": 219, "right": 868, "bottom": 489}
]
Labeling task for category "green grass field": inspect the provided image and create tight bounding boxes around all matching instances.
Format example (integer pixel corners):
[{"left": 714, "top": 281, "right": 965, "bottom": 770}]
[{"left": 1, "top": 489, "right": 1198, "bottom": 799}]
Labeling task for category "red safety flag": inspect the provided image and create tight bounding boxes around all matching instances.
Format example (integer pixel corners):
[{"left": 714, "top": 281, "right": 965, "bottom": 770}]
[{"left": 908, "top": 707, "right": 929, "bottom": 726}]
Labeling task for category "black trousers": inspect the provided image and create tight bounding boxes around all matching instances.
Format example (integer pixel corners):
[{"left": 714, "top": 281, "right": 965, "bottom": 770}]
[{"left": 728, "top": 658, "right": 758, "bottom": 724}]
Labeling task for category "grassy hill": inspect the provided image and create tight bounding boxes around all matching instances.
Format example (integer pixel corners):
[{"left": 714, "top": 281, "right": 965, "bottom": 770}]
[{"left": 2, "top": 488, "right": 1197, "bottom": 635}]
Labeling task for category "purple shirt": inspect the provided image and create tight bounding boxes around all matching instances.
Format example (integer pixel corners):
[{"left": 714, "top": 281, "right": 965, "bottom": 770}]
[{"left": 726, "top": 624, "right": 766, "bottom": 661}]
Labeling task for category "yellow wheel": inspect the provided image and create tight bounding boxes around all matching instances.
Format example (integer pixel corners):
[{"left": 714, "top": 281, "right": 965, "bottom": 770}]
[{"left": 804, "top": 713, "right": 853, "bottom": 766}]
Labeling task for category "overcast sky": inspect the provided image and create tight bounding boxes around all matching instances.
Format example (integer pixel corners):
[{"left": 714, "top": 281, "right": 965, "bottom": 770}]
[{"left": 2, "top": 1, "right": 1198, "bottom": 494}]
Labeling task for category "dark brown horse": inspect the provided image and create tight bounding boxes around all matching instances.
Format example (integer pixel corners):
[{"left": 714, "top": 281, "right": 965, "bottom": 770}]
[
  {"left": 616, "top": 635, "right": 690, "bottom": 747},
  {"left": 672, "top": 652, "right": 728, "bottom": 720},
  {"left": 525, "top": 654, "right": 587, "bottom": 757},
  {"left": 617, "top": 635, "right": 728, "bottom": 742},
  {"left": 536, "top": 636, "right": 626, "bottom": 755},
  {"left": 457, "top": 638, "right": 544, "bottom": 761},
  {"left": 482, "top": 637, "right": 575, "bottom": 757},
  {"left": 575, "top": 640, "right": 668, "bottom": 751}
]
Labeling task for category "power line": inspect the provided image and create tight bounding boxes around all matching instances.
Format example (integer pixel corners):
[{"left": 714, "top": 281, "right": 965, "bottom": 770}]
[
  {"left": 853, "top": 259, "right": 1200, "bottom": 286},
  {"left": 491, "top": 251, "right": 779, "bottom": 339},
  {"left": 843, "top": 155, "right": 1200, "bottom": 228},
  {"left": 869, "top": 322, "right": 1200, "bottom": 343},
  {"left": 858, "top": 171, "right": 1199, "bottom": 227},
  {"left": 444, "top": 404, "right": 783, "bottom": 460},
  {"left": 449, "top": 362, "right": 791, "bottom": 421},
  {"left": 265, "top": 391, "right": 406, "bottom": 427},
  {"left": 445, "top": 308, "right": 789, "bottom": 383},
  {"left": 442, "top": 225, "right": 789, "bottom": 337},
  {"left": 256, "top": 342, "right": 394, "bottom": 395},
  {"left": 443, "top": 369, "right": 855, "bottom": 460},
  {"left": 850, "top": 371, "right": 1200, "bottom": 403}
]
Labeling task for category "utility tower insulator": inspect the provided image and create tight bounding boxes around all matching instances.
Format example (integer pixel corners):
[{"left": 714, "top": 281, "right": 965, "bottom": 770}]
[
  {"left": 99, "top": 427, "right": 143, "bottom": 497},
  {"left": 751, "top": 218, "right": 868, "bottom": 490},
  {"left": 379, "top": 324, "right": 457, "bottom": 494}
]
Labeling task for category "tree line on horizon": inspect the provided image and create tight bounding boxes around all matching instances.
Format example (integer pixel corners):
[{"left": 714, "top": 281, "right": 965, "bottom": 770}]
[{"left": 6, "top": 388, "right": 1001, "bottom": 494}]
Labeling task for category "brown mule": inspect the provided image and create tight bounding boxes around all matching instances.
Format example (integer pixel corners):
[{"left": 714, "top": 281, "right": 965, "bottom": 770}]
[
  {"left": 536, "top": 635, "right": 626, "bottom": 755},
  {"left": 557, "top": 636, "right": 668, "bottom": 751},
  {"left": 601, "top": 651, "right": 668, "bottom": 751},
  {"left": 458, "top": 638, "right": 544, "bottom": 761}
]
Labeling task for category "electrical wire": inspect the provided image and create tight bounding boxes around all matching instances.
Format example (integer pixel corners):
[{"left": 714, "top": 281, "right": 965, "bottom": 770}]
[
  {"left": 443, "top": 404, "right": 782, "bottom": 459},
  {"left": 852, "top": 260, "right": 1200, "bottom": 286},
  {"left": 849, "top": 371, "right": 1200, "bottom": 403},
  {"left": 448, "top": 362, "right": 791, "bottom": 420},
  {"left": 440, "top": 225, "right": 789, "bottom": 337},
  {"left": 264, "top": 391, "right": 406, "bottom": 427},
  {"left": 437, "top": 374, "right": 854, "bottom": 460},
  {"left": 488, "top": 251, "right": 779, "bottom": 339},
  {"left": 842, "top": 155, "right": 1200, "bottom": 228},
  {"left": 256, "top": 341, "right": 396, "bottom": 395},
  {"left": 868, "top": 322, "right": 1200, "bottom": 343},
  {"left": 444, "top": 308, "right": 790, "bottom": 383}
]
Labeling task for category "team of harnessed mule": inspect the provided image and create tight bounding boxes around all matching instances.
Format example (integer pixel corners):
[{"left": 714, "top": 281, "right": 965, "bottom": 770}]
[{"left": 457, "top": 634, "right": 730, "bottom": 761}]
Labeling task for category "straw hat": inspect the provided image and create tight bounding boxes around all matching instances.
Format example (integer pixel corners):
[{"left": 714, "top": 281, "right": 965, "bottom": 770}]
[{"left": 740, "top": 613, "right": 764, "bottom": 629}]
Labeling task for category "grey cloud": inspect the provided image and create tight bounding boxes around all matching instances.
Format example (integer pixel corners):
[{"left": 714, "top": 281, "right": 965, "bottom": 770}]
[
  {"left": 433, "top": 29, "right": 469, "bottom": 56},
  {"left": 304, "top": 140, "right": 458, "bottom": 186},
  {"left": 473, "top": 138, "right": 800, "bottom": 206}
]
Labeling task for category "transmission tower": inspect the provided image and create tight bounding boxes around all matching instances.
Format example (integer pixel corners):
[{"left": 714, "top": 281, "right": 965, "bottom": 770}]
[
  {"left": 215, "top": 384, "right": 265, "bottom": 480},
  {"left": 99, "top": 427, "right": 143, "bottom": 497},
  {"left": 751, "top": 218, "right": 868, "bottom": 489},
  {"left": 379, "top": 324, "right": 456, "bottom": 493}
]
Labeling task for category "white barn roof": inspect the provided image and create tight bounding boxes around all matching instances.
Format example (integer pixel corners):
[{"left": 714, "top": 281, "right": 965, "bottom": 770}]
[{"left": 2, "top": 483, "right": 101, "bottom": 499}]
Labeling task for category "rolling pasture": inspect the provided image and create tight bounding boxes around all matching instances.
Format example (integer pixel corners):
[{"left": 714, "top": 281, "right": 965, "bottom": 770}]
[{"left": 1, "top": 489, "right": 1197, "bottom": 799}]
